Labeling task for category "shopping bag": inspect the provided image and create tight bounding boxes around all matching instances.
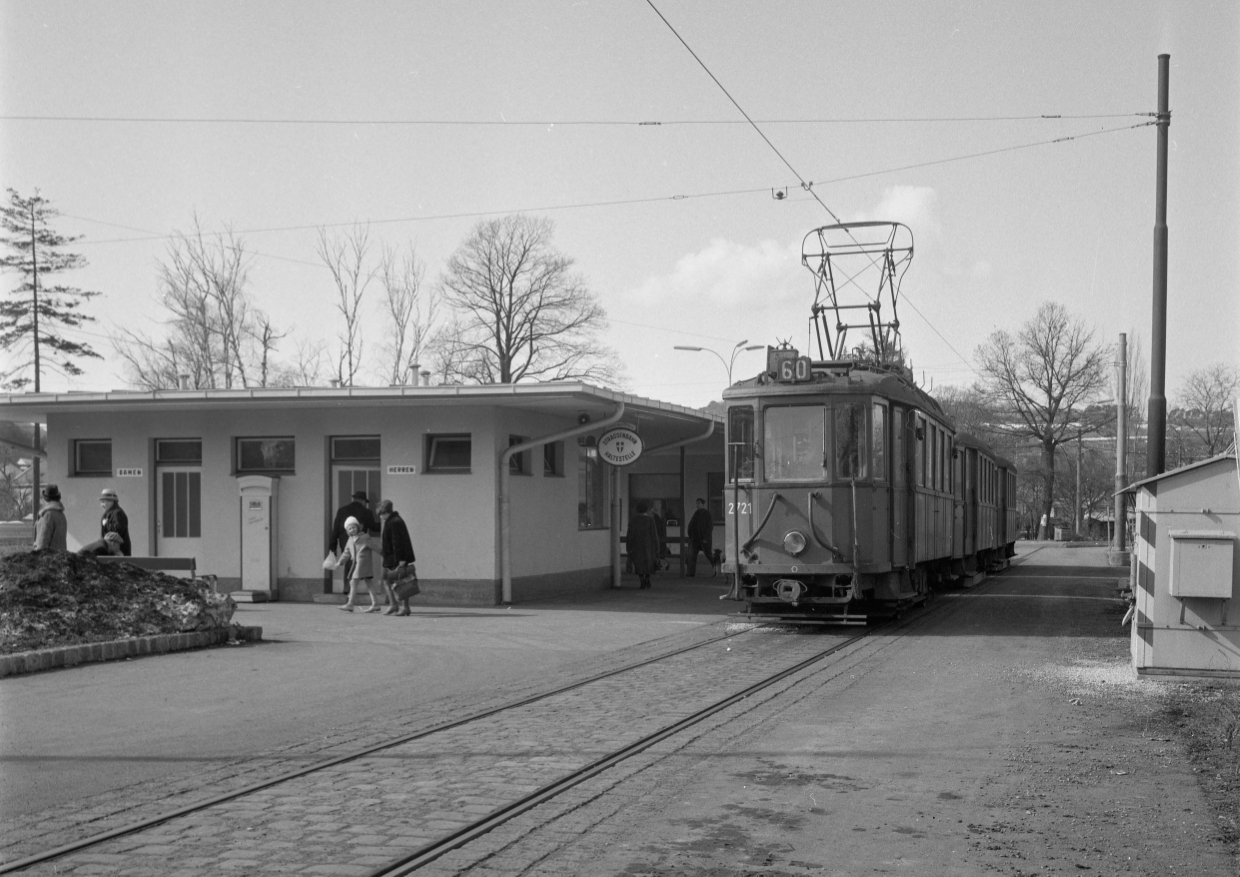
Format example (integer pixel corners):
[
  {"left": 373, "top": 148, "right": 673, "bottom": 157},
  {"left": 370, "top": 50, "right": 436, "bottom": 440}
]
[{"left": 322, "top": 552, "right": 340, "bottom": 571}]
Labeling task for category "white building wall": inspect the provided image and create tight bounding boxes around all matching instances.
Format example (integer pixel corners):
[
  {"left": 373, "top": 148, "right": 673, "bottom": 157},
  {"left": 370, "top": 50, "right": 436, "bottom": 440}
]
[{"left": 44, "top": 402, "right": 625, "bottom": 602}]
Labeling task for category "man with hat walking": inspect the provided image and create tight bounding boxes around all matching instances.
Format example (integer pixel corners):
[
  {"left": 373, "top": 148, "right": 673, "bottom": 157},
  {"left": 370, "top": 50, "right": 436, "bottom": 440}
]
[
  {"left": 329, "top": 490, "right": 380, "bottom": 587},
  {"left": 33, "top": 484, "right": 68, "bottom": 552}
]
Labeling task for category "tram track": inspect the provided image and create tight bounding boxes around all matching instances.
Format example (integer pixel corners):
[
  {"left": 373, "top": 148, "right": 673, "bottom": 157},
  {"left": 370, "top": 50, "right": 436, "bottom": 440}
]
[
  {"left": 3, "top": 563, "right": 1030, "bottom": 876},
  {"left": 0, "top": 625, "right": 745, "bottom": 875}
]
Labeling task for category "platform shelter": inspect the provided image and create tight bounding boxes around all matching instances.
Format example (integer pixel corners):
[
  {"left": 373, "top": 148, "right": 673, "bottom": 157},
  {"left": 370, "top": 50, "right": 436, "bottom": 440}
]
[{"left": 0, "top": 383, "right": 724, "bottom": 605}]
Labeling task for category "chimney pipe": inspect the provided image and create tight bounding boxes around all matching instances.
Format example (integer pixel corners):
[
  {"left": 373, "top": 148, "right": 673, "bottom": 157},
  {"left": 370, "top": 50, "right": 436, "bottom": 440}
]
[
  {"left": 329, "top": 378, "right": 341, "bottom": 388},
  {"left": 421, "top": 370, "right": 431, "bottom": 387},
  {"left": 177, "top": 374, "right": 190, "bottom": 390}
]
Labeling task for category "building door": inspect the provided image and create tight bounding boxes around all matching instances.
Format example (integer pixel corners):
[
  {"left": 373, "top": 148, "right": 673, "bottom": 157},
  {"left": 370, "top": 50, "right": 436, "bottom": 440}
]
[
  {"left": 329, "top": 436, "right": 382, "bottom": 594},
  {"left": 156, "top": 467, "right": 202, "bottom": 570}
]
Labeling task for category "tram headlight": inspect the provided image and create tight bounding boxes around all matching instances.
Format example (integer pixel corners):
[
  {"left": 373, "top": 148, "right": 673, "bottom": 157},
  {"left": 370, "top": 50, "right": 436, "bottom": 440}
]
[{"left": 783, "top": 530, "right": 808, "bottom": 556}]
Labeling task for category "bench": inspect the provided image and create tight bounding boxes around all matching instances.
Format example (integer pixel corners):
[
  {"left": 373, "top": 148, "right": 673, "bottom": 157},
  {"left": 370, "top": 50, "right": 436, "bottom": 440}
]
[{"left": 96, "top": 556, "right": 217, "bottom": 591}]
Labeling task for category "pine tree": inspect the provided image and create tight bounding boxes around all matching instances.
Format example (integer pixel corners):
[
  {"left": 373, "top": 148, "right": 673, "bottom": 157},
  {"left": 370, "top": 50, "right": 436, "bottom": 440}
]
[{"left": 0, "top": 189, "right": 102, "bottom": 391}]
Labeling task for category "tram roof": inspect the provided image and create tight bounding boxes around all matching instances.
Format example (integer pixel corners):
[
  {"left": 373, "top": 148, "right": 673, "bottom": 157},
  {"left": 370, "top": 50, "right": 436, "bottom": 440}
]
[{"left": 723, "top": 362, "right": 946, "bottom": 418}]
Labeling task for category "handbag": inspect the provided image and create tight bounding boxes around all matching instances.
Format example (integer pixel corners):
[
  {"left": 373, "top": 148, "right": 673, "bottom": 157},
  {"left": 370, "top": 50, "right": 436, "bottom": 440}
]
[{"left": 391, "top": 565, "right": 420, "bottom": 599}]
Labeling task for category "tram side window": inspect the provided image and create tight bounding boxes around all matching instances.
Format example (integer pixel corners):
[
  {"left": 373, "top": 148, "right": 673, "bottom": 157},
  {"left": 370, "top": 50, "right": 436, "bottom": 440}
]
[
  {"left": 765, "top": 405, "right": 826, "bottom": 481},
  {"left": 835, "top": 402, "right": 867, "bottom": 480},
  {"left": 872, "top": 403, "right": 887, "bottom": 482},
  {"left": 728, "top": 406, "right": 755, "bottom": 481},
  {"left": 939, "top": 429, "right": 948, "bottom": 491},
  {"left": 929, "top": 426, "right": 938, "bottom": 490},
  {"left": 915, "top": 415, "right": 926, "bottom": 486}
]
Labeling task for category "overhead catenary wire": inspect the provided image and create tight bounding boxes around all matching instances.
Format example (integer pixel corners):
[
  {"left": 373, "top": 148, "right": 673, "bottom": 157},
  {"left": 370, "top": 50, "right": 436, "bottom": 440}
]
[
  {"left": 65, "top": 120, "right": 1150, "bottom": 248},
  {"left": 0, "top": 112, "right": 1155, "bottom": 126}
]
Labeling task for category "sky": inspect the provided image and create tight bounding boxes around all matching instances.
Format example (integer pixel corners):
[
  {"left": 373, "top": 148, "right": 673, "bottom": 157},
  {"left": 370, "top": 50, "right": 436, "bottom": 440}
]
[{"left": 2, "top": 0, "right": 1237, "bottom": 409}]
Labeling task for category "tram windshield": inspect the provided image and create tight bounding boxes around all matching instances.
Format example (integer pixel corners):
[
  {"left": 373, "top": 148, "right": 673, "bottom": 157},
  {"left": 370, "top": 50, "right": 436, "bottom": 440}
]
[
  {"left": 763, "top": 406, "right": 826, "bottom": 481},
  {"left": 727, "top": 405, "right": 755, "bottom": 480}
]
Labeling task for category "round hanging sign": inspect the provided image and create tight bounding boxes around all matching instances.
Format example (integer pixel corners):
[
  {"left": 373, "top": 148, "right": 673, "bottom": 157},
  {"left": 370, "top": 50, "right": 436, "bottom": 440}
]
[{"left": 597, "top": 427, "right": 644, "bottom": 467}]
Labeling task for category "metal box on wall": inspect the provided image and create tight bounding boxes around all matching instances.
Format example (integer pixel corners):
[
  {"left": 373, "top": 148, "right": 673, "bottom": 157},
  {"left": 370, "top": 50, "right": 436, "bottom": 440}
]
[{"left": 1169, "top": 530, "right": 1234, "bottom": 599}]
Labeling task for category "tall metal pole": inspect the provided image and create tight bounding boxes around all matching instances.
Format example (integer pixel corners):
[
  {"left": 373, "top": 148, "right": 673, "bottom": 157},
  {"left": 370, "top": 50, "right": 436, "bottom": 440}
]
[
  {"left": 1146, "top": 54, "right": 1171, "bottom": 477},
  {"left": 1114, "top": 333, "right": 1128, "bottom": 551}
]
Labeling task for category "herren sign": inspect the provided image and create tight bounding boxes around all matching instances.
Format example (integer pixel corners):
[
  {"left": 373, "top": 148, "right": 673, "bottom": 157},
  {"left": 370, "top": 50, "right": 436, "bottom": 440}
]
[{"left": 597, "top": 427, "right": 643, "bottom": 467}]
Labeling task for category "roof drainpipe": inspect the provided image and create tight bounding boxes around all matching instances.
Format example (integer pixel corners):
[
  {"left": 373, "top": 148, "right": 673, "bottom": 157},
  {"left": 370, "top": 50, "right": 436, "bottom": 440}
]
[{"left": 499, "top": 402, "right": 626, "bottom": 604}]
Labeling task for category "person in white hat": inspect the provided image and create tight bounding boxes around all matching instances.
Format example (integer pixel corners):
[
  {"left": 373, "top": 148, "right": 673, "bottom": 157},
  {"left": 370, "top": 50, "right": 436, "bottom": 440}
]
[{"left": 338, "top": 516, "right": 380, "bottom": 612}]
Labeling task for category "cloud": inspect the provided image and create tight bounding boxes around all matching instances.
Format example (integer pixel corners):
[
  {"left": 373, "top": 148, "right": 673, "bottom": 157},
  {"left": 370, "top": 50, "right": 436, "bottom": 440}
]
[
  {"left": 628, "top": 237, "right": 804, "bottom": 309},
  {"left": 866, "top": 185, "right": 940, "bottom": 235}
]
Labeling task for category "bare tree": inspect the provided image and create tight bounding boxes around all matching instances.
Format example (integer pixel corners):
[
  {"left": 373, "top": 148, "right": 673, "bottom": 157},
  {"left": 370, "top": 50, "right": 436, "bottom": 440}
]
[
  {"left": 316, "top": 224, "right": 374, "bottom": 386},
  {"left": 438, "top": 214, "right": 619, "bottom": 384},
  {"left": 1171, "top": 363, "right": 1239, "bottom": 462},
  {"left": 975, "top": 302, "right": 1110, "bottom": 539},
  {"left": 114, "top": 217, "right": 280, "bottom": 389},
  {"left": 378, "top": 243, "right": 438, "bottom": 385}
]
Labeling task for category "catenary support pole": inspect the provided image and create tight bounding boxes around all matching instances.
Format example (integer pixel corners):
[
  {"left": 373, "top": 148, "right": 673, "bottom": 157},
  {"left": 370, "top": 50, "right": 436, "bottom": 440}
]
[
  {"left": 1115, "top": 333, "right": 1128, "bottom": 551},
  {"left": 1146, "top": 53, "right": 1171, "bottom": 477}
]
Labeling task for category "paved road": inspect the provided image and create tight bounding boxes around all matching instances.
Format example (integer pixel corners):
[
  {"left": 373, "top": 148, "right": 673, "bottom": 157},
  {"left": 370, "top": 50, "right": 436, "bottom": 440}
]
[{"left": 0, "top": 573, "right": 730, "bottom": 818}]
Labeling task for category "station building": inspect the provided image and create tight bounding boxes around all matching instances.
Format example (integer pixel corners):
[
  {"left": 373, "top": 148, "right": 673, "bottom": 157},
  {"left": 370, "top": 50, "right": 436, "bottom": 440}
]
[{"left": 0, "top": 383, "right": 724, "bottom": 605}]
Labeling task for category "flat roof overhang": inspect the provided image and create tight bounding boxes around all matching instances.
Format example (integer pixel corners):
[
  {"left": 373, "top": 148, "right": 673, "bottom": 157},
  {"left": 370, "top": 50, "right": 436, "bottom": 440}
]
[{"left": 0, "top": 383, "right": 721, "bottom": 451}]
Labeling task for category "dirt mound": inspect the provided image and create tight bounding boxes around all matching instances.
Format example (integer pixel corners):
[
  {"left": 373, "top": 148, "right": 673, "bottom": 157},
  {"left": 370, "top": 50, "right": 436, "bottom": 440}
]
[{"left": 0, "top": 550, "right": 236, "bottom": 655}]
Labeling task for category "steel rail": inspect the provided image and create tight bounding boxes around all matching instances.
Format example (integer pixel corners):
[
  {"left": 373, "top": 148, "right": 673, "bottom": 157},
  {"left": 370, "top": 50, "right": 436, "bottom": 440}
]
[
  {"left": 0, "top": 626, "right": 746, "bottom": 875},
  {"left": 369, "top": 626, "right": 880, "bottom": 876}
]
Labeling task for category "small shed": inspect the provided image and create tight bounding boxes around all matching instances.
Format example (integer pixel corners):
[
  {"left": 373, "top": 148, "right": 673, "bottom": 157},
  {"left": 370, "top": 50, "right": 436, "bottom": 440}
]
[{"left": 1128, "top": 453, "right": 1240, "bottom": 678}]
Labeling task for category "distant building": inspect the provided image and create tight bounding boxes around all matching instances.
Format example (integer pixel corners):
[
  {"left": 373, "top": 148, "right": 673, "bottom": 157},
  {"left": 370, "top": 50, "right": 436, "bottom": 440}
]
[{"left": 0, "top": 383, "right": 724, "bottom": 604}]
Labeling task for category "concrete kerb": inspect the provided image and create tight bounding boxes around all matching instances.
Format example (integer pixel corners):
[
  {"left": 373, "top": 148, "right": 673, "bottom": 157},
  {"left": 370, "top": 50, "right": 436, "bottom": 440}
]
[{"left": 0, "top": 625, "right": 263, "bottom": 678}]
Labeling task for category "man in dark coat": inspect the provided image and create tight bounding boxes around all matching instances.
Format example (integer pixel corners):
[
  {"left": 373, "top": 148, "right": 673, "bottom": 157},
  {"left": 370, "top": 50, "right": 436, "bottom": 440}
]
[
  {"left": 377, "top": 499, "right": 418, "bottom": 615},
  {"left": 330, "top": 490, "right": 380, "bottom": 583},
  {"left": 626, "top": 501, "right": 661, "bottom": 589},
  {"left": 686, "top": 497, "right": 714, "bottom": 577},
  {"left": 79, "top": 487, "right": 131, "bottom": 557}
]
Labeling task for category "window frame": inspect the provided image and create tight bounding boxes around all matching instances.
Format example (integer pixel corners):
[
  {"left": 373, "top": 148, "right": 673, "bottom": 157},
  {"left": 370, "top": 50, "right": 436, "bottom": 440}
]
[
  {"left": 727, "top": 405, "right": 756, "bottom": 482},
  {"left": 508, "top": 435, "right": 531, "bottom": 476},
  {"left": 155, "top": 439, "right": 203, "bottom": 465},
  {"left": 577, "top": 445, "right": 608, "bottom": 530},
  {"left": 74, "top": 439, "right": 113, "bottom": 477},
  {"left": 544, "top": 440, "right": 564, "bottom": 477},
  {"left": 833, "top": 400, "right": 868, "bottom": 481},
  {"left": 871, "top": 402, "right": 888, "bottom": 482},
  {"left": 762, "top": 403, "right": 828, "bottom": 483},
  {"left": 331, "top": 435, "right": 381, "bottom": 463},
  {"left": 235, "top": 436, "right": 296, "bottom": 474},
  {"left": 425, "top": 433, "right": 473, "bottom": 474}
]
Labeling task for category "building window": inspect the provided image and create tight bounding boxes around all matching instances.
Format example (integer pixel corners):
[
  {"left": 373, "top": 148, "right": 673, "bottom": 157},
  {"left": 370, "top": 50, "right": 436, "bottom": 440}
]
[
  {"left": 544, "top": 441, "right": 564, "bottom": 476},
  {"left": 75, "top": 439, "right": 112, "bottom": 476},
  {"left": 728, "top": 406, "right": 755, "bottom": 481},
  {"left": 578, "top": 446, "right": 608, "bottom": 529},
  {"left": 156, "top": 439, "right": 202, "bottom": 464},
  {"left": 161, "top": 470, "right": 202, "bottom": 538},
  {"left": 332, "top": 436, "right": 380, "bottom": 461},
  {"left": 426, "top": 434, "right": 472, "bottom": 473},
  {"left": 236, "top": 437, "right": 295, "bottom": 473},
  {"left": 508, "top": 435, "right": 531, "bottom": 475}
]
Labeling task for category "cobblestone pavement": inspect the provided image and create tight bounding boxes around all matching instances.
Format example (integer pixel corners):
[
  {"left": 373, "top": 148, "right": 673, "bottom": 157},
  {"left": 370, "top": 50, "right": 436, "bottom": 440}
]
[
  {"left": 5, "top": 616, "right": 869, "bottom": 875},
  {"left": 0, "top": 619, "right": 724, "bottom": 863}
]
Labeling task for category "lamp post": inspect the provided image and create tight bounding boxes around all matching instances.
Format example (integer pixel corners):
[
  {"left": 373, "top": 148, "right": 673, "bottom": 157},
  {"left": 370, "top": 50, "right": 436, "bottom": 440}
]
[{"left": 674, "top": 340, "right": 764, "bottom": 386}]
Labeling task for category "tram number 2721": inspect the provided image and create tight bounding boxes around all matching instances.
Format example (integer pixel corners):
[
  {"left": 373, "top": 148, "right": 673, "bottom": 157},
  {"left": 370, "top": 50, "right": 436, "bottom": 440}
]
[{"left": 727, "top": 501, "right": 753, "bottom": 515}]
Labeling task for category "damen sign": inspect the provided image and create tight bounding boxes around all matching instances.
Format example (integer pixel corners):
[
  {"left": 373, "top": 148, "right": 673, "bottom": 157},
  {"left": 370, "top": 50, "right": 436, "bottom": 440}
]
[{"left": 597, "top": 428, "right": 643, "bottom": 467}]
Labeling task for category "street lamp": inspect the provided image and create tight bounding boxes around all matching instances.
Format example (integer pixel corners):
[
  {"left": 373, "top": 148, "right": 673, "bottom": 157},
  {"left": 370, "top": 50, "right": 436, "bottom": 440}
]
[{"left": 674, "top": 340, "right": 765, "bottom": 386}]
